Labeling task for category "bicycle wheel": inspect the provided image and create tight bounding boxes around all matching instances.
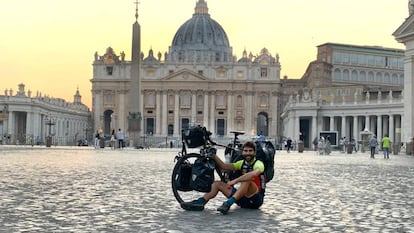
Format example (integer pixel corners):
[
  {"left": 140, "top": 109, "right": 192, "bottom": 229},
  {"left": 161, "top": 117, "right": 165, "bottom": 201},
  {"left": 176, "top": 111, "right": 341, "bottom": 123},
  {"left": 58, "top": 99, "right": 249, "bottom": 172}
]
[{"left": 171, "top": 153, "right": 208, "bottom": 204}]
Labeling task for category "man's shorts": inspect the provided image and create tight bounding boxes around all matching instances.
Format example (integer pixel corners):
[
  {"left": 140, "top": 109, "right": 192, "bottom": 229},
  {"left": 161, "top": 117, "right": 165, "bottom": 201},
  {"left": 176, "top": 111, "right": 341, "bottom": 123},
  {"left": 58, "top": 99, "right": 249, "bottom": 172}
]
[{"left": 230, "top": 187, "right": 264, "bottom": 209}]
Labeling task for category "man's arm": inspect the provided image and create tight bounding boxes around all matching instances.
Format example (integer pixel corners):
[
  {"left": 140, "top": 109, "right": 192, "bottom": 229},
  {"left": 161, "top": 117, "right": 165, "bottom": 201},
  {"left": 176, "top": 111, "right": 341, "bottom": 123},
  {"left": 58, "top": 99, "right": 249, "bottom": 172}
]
[{"left": 213, "top": 154, "right": 234, "bottom": 171}]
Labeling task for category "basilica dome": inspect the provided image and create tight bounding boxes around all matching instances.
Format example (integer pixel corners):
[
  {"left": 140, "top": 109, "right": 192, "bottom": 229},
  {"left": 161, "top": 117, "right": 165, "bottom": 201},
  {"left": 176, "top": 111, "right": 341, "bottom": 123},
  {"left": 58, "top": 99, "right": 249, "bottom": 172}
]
[{"left": 168, "top": 0, "right": 233, "bottom": 63}]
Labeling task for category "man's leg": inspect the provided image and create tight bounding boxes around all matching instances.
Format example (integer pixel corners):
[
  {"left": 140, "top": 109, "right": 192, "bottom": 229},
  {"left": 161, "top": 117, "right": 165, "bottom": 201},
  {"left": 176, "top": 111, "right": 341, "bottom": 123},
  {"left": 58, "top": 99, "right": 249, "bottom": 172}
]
[
  {"left": 217, "top": 181, "right": 258, "bottom": 214},
  {"left": 181, "top": 181, "right": 231, "bottom": 211}
]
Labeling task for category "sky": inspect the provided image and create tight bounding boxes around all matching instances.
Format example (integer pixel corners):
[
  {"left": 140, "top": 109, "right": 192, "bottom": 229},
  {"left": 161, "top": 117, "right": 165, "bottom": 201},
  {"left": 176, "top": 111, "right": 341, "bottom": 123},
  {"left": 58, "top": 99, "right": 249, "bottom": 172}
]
[{"left": 0, "top": 0, "right": 408, "bottom": 109}]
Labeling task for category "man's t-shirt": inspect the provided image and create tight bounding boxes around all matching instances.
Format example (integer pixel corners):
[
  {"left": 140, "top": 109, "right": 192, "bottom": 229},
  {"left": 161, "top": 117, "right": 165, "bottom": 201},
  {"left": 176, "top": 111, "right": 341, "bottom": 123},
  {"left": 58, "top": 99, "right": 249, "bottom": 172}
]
[{"left": 233, "top": 159, "right": 265, "bottom": 191}]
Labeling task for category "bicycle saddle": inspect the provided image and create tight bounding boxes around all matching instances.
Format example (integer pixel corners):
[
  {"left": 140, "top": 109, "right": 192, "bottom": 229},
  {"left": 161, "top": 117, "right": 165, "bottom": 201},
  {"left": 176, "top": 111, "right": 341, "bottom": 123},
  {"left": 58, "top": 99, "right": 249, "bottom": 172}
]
[{"left": 230, "top": 131, "right": 245, "bottom": 137}]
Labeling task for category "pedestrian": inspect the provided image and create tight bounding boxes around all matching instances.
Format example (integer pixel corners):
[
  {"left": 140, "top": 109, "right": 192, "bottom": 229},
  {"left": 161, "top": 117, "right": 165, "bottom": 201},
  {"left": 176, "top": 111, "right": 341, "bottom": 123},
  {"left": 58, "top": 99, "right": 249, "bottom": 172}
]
[
  {"left": 181, "top": 141, "right": 265, "bottom": 215},
  {"left": 317, "top": 136, "right": 325, "bottom": 155},
  {"left": 312, "top": 137, "right": 318, "bottom": 153},
  {"left": 94, "top": 130, "right": 100, "bottom": 148},
  {"left": 324, "top": 136, "right": 331, "bottom": 155},
  {"left": 369, "top": 135, "right": 378, "bottom": 159},
  {"left": 110, "top": 129, "right": 116, "bottom": 149},
  {"left": 117, "top": 128, "right": 125, "bottom": 149},
  {"left": 286, "top": 137, "right": 292, "bottom": 153},
  {"left": 381, "top": 134, "right": 391, "bottom": 159}
]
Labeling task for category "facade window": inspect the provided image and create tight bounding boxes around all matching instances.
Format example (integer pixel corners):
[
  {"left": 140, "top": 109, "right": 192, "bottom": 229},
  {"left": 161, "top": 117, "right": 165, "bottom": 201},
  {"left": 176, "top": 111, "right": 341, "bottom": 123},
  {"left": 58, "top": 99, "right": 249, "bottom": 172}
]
[
  {"left": 237, "top": 95, "right": 243, "bottom": 106},
  {"left": 146, "top": 118, "right": 155, "bottom": 135},
  {"left": 181, "top": 94, "right": 191, "bottom": 108},
  {"left": 217, "top": 70, "right": 226, "bottom": 77},
  {"left": 181, "top": 118, "right": 190, "bottom": 131},
  {"left": 106, "top": 66, "right": 113, "bottom": 75},
  {"left": 260, "top": 68, "right": 268, "bottom": 78},
  {"left": 168, "top": 124, "right": 174, "bottom": 136},
  {"left": 145, "top": 92, "right": 155, "bottom": 108},
  {"left": 168, "top": 95, "right": 174, "bottom": 106},
  {"left": 351, "top": 70, "right": 358, "bottom": 81},
  {"left": 146, "top": 69, "right": 155, "bottom": 77},
  {"left": 343, "top": 69, "right": 349, "bottom": 80},
  {"left": 334, "top": 69, "right": 341, "bottom": 80},
  {"left": 216, "top": 95, "right": 226, "bottom": 108},
  {"left": 368, "top": 72, "right": 374, "bottom": 82},
  {"left": 237, "top": 71, "right": 244, "bottom": 78},
  {"left": 104, "top": 93, "right": 114, "bottom": 105},
  {"left": 197, "top": 95, "right": 203, "bottom": 106},
  {"left": 359, "top": 71, "right": 366, "bottom": 82},
  {"left": 216, "top": 119, "right": 225, "bottom": 136},
  {"left": 259, "top": 95, "right": 268, "bottom": 107}
]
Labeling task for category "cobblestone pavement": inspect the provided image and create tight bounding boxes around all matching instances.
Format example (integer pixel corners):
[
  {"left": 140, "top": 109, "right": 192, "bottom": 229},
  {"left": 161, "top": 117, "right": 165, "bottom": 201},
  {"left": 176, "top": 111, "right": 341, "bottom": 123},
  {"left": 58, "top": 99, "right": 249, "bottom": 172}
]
[{"left": 0, "top": 146, "right": 413, "bottom": 233}]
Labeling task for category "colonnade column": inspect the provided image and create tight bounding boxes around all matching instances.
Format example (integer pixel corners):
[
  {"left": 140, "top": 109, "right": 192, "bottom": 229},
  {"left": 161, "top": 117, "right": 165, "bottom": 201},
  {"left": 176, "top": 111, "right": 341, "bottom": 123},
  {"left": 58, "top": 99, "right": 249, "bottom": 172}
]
[
  {"left": 377, "top": 115, "right": 382, "bottom": 139},
  {"left": 162, "top": 91, "right": 167, "bottom": 135},
  {"left": 312, "top": 115, "right": 317, "bottom": 141},
  {"left": 353, "top": 116, "right": 358, "bottom": 141},
  {"left": 8, "top": 111, "right": 14, "bottom": 140},
  {"left": 365, "top": 115, "right": 370, "bottom": 131},
  {"left": 330, "top": 116, "right": 334, "bottom": 131},
  {"left": 295, "top": 116, "right": 300, "bottom": 141},
  {"left": 341, "top": 116, "right": 346, "bottom": 138},
  {"left": 155, "top": 91, "right": 161, "bottom": 135},
  {"left": 174, "top": 92, "right": 179, "bottom": 137},
  {"left": 389, "top": 114, "right": 394, "bottom": 143}
]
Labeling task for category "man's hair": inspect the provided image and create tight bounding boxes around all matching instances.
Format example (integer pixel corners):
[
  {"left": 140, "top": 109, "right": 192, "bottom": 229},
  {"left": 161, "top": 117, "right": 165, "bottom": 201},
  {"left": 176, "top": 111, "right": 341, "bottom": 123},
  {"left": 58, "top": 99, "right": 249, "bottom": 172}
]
[{"left": 242, "top": 141, "right": 256, "bottom": 152}]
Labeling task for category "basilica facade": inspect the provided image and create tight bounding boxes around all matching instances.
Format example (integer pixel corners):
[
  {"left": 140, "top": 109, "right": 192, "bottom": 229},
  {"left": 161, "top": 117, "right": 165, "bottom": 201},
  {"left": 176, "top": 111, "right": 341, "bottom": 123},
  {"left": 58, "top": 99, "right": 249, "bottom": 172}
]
[{"left": 91, "top": 0, "right": 281, "bottom": 143}]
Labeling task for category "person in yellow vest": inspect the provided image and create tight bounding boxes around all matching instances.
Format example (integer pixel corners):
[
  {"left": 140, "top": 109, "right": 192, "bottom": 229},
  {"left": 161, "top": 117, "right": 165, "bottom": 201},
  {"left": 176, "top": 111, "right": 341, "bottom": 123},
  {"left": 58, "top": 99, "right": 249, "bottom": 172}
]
[{"left": 381, "top": 134, "right": 391, "bottom": 159}]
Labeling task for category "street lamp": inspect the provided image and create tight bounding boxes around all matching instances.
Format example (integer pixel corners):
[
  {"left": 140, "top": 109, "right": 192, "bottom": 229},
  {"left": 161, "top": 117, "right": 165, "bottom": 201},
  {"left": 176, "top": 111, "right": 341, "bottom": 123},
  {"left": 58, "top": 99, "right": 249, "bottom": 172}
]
[{"left": 45, "top": 115, "right": 56, "bottom": 147}]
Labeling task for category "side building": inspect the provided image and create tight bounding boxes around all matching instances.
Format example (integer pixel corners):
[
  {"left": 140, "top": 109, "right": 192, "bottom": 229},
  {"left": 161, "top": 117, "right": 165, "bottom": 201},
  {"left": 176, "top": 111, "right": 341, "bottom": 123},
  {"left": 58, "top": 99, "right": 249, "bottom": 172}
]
[
  {"left": 281, "top": 43, "right": 404, "bottom": 148},
  {"left": 0, "top": 84, "right": 91, "bottom": 146}
]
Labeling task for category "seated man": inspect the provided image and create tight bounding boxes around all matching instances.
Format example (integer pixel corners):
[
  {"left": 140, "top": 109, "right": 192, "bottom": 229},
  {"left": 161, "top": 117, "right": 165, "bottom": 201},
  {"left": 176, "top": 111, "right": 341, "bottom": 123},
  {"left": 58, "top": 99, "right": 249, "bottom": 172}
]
[{"left": 181, "top": 141, "right": 265, "bottom": 214}]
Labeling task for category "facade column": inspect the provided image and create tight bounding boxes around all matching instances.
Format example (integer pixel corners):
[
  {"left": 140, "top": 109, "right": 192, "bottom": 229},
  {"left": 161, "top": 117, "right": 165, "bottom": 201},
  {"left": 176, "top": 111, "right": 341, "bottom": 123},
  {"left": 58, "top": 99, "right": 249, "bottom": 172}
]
[
  {"left": 226, "top": 92, "right": 233, "bottom": 135},
  {"left": 209, "top": 91, "right": 215, "bottom": 134},
  {"left": 174, "top": 92, "right": 179, "bottom": 137},
  {"left": 377, "top": 115, "right": 383, "bottom": 139},
  {"left": 395, "top": 115, "right": 402, "bottom": 143},
  {"left": 203, "top": 92, "right": 209, "bottom": 128},
  {"left": 330, "top": 116, "right": 334, "bottom": 131},
  {"left": 155, "top": 91, "right": 161, "bottom": 135},
  {"left": 389, "top": 114, "right": 394, "bottom": 143},
  {"left": 191, "top": 91, "right": 196, "bottom": 124},
  {"left": 246, "top": 91, "right": 253, "bottom": 135},
  {"left": 162, "top": 91, "right": 168, "bottom": 135}
]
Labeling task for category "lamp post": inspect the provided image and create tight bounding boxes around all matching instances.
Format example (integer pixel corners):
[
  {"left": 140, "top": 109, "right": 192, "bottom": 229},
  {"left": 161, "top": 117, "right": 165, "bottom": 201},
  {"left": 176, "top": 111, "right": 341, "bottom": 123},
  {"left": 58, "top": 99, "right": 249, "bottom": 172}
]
[{"left": 45, "top": 115, "right": 56, "bottom": 147}]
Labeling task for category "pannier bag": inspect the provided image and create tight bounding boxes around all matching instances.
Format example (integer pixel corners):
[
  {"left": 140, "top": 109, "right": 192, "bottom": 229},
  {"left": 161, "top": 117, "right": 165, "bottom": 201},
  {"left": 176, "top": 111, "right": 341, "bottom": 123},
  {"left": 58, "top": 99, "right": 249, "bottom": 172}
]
[
  {"left": 173, "top": 161, "right": 193, "bottom": 191},
  {"left": 189, "top": 157, "right": 215, "bottom": 192},
  {"left": 184, "top": 126, "right": 206, "bottom": 148}
]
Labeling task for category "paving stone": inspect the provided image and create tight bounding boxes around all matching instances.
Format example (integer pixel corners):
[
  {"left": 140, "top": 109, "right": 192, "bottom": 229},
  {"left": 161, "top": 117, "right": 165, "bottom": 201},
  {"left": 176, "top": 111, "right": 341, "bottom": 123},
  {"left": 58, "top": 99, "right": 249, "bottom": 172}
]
[{"left": 0, "top": 147, "right": 413, "bottom": 232}]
